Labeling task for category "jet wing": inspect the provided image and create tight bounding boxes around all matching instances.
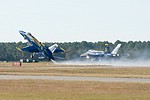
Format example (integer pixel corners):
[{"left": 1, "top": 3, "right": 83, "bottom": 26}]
[
  {"left": 21, "top": 45, "right": 40, "bottom": 52},
  {"left": 80, "top": 52, "right": 88, "bottom": 57}
]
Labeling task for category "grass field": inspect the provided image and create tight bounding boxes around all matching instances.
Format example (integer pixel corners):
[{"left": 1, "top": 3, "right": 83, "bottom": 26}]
[
  {"left": 1, "top": 62, "right": 150, "bottom": 100},
  {"left": 0, "top": 62, "right": 150, "bottom": 78},
  {"left": 0, "top": 80, "right": 150, "bottom": 100}
]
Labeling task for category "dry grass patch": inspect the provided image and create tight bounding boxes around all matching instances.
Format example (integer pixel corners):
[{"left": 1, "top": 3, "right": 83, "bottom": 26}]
[
  {"left": 0, "top": 80, "right": 150, "bottom": 100},
  {"left": 1, "top": 62, "right": 150, "bottom": 78}
]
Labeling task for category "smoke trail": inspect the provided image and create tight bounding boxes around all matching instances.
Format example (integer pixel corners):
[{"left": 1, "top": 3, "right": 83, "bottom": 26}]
[{"left": 58, "top": 49, "right": 150, "bottom": 67}]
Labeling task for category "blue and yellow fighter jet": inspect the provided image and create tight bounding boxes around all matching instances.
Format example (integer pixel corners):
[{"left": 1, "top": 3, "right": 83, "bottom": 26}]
[{"left": 18, "top": 30, "right": 65, "bottom": 61}]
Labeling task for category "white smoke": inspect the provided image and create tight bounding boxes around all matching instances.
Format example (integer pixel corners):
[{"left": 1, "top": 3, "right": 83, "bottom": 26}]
[
  {"left": 57, "top": 49, "right": 150, "bottom": 67},
  {"left": 57, "top": 57, "right": 150, "bottom": 67}
]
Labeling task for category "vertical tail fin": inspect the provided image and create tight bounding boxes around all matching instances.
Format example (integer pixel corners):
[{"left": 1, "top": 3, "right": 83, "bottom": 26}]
[
  {"left": 104, "top": 44, "right": 111, "bottom": 53},
  {"left": 48, "top": 44, "right": 58, "bottom": 53},
  {"left": 111, "top": 44, "right": 121, "bottom": 55}
]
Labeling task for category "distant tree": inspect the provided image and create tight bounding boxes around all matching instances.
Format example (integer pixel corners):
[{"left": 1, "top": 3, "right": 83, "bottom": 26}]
[{"left": 1, "top": 40, "right": 150, "bottom": 61}]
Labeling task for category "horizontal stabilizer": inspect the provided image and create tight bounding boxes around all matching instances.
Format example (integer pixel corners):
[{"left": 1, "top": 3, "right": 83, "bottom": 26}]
[{"left": 54, "top": 47, "right": 65, "bottom": 53}]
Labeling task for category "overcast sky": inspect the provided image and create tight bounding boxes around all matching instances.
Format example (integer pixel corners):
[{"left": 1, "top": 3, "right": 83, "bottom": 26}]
[{"left": 0, "top": 0, "right": 150, "bottom": 43}]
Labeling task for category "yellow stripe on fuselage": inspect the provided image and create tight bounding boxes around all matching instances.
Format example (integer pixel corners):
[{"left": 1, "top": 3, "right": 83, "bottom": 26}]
[{"left": 30, "top": 34, "right": 45, "bottom": 47}]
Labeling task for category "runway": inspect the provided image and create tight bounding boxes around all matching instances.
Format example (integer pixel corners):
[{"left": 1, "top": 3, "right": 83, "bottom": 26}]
[{"left": 0, "top": 75, "right": 150, "bottom": 83}]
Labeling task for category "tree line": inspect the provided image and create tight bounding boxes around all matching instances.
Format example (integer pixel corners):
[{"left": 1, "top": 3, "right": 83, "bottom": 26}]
[{"left": 0, "top": 40, "right": 150, "bottom": 61}]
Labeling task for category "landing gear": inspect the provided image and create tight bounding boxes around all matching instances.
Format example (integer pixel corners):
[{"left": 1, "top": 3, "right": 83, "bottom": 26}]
[
  {"left": 30, "top": 54, "right": 33, "bottom": 58},
  {"left": 30, "top": 53, "right": 35, "bottom": 59}
]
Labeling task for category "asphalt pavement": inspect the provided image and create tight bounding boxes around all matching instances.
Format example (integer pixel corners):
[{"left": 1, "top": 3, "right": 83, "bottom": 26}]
[{"left": 0, "top": 75, "right": 150, "bottom": 83}]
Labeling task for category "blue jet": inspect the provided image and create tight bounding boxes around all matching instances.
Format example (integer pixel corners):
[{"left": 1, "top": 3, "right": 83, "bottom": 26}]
[
  {"left": 17, "top": 30, "right": 65, "bottom": 61},
  {"left": 80, "top": 44, "right": 121, "bottom": 61}
]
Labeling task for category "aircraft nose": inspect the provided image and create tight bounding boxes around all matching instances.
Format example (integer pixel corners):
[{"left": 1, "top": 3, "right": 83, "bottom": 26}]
[{"left": 19, "top": 30, "right": 26, "bottom": 36}]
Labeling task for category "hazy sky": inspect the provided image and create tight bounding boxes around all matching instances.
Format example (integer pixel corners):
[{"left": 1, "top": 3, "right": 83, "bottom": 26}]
[{"left": 0, "top": 0, "right": 150, "bottom": 42}]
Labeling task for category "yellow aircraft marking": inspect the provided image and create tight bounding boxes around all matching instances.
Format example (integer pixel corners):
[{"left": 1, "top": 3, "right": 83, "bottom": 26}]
[
  {"left": 105, "top": 44, "right": 109, "bottom": 46},
  {"left": 60, "top": 47, "right": 65, "bottom": 52},
  {"left": 29, "top": 34, "right": 45, "bottom": 47},
  {"left": 16, "top": 47, "right": 22, "bottom": 51}
]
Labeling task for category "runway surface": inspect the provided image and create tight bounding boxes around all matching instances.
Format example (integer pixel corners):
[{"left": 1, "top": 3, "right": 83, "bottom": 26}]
[{"left": 0, "top": 75, "right": 150, "bottom": 83}]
